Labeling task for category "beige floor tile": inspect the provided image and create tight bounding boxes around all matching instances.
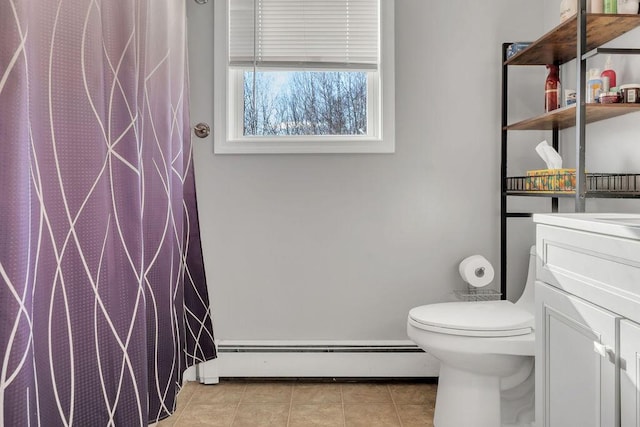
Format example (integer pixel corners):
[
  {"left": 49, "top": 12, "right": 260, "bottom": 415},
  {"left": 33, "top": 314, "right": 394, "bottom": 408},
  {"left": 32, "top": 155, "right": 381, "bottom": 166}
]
[
  {"left": 389, "top": 384, "right": 437, "bottom": 406},
  {"left": 178, "top": 381, "right": 200, "bottom": 401},
  {"left": 292, "top": 384, "right": 342, "bottom": 404},
  {"left": 288, "top": 404, "right": 344, "bottom": 427},
  {"left": 344, "top": 403, "right": 401, "bottom": 427},
  {"left": 241, "top": 383, "right": 293, "bottom": 403},
  {"left": 396, "top": 404, "right": 435, "bottom": 427},
  {"left": 173, "top": 402, "right": 237, "bottom": 427},
  {"left": 156, "top": 418, "right": 174, "bottom": 427},
  {"left": 160, "top": 380, "right": 438, "bottom": 427},
  {"left": 232, "top": 403, "right": 290, "bottom": 427},
  {"left": 159, "top": 381, "right": 200, "bottom": 423},
  {"left": 341, "top": 384, "right": 392, "bottom": 403},
  {"left": 188, "top": 383, "right": 247, "bottom": 405}
]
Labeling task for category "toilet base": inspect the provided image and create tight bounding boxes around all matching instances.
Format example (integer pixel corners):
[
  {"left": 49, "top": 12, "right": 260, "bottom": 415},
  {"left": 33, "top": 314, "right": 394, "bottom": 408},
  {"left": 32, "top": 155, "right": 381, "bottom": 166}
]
[
  {"left": 433, "top": 362, "right": 535, "bottom": 427},
  {"left": 434, "top": 364, "right": 501, "bottom": 427}
]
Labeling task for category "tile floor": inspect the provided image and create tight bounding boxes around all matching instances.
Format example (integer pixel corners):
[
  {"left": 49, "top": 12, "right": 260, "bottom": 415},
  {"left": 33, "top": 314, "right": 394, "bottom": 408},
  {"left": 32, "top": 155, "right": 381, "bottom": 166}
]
[{"left": 157, "top": 381, "right": 436, "bottom": 427}]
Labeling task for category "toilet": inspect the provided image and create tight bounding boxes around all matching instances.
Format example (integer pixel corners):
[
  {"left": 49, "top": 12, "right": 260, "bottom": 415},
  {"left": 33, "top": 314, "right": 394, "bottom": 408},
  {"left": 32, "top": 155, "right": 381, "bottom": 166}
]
[{"left": 407, "top": 247, "right": 536, "bottom": 427}]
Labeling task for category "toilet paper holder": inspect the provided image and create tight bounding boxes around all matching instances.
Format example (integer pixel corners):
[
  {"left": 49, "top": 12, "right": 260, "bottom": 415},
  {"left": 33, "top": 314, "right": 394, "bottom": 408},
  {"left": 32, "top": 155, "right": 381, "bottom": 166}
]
[
  {"left": 455, "top": 254, "right": 501, "bottom": 301},
  {"left": 454, "top": 287, "right": 502, "bottom": 302},
  {"left": 459, "top": 254, "right": 494, "bottom": 288}
]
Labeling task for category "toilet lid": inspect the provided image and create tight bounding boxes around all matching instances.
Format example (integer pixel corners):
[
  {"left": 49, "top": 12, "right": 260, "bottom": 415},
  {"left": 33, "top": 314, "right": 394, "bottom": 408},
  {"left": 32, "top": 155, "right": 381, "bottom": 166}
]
[{"left": 409, "top": 300, "right": 534, "bottom": 337}]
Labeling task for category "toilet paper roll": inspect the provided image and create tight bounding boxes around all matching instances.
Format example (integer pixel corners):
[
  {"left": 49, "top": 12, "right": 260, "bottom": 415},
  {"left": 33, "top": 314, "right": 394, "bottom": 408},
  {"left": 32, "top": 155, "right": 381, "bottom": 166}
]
[{"left": 459, "top": 255, "right": 495, "bottom": 288}]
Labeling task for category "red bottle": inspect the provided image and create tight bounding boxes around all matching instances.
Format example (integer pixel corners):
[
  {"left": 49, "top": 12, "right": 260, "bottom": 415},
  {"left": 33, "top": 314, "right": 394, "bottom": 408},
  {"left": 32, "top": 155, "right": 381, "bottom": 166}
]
[
  {"left": 601, "top": 56, "right": 616, "bottom": 90},
  {"left": 545, "top": 65, "right": 561, "bottom": 112}
]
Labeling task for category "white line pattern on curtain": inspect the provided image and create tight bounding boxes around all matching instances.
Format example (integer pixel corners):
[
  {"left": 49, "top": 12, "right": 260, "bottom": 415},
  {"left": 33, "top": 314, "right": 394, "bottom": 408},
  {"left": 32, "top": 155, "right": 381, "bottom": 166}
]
[{"left": 0, "top": 0, "right": 216, "bottom": 425}]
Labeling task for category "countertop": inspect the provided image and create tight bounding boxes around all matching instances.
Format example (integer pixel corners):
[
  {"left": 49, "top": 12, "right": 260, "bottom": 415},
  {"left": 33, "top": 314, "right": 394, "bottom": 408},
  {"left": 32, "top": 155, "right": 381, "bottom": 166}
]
[{"left": 533, "top": 213, "right": 640, "bottom": 240}]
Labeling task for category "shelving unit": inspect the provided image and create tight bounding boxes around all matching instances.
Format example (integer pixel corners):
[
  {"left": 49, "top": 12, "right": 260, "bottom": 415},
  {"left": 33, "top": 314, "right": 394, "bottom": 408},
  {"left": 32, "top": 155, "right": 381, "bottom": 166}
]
[{"left": 500, "top": 6, "right": 640, "bottom": 298}]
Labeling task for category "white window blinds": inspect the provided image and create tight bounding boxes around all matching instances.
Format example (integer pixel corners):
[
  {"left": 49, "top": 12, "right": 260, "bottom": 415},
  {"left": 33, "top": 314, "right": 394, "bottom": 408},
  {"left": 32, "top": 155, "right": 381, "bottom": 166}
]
[{"left": 229, "top": 0, "right": 379, "bottom": 69}]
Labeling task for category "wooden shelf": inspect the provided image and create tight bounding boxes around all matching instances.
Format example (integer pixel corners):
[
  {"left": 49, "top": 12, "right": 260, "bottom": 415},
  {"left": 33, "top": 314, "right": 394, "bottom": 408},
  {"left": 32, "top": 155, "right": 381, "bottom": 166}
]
[
  {"left": 506, "top": 14, "right": 640, "bottom": 66},
  {"left": 506, "top": 103, "right": 640, "bottom": 130}
]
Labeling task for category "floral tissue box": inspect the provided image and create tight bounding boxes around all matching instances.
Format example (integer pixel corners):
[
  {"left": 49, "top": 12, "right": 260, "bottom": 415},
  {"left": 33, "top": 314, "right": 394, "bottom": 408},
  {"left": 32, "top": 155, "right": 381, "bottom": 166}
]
[{"left": 525, "top": 169, "right": 576, "bottom": 191}]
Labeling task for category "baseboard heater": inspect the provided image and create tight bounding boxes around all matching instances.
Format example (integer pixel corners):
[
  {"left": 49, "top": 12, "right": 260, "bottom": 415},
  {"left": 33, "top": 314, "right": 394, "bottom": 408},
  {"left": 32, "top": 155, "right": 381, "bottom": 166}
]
[
  {"left": 218, "top": 343, "right": 424, "bottom": 353},
  {"left": 191, "top": 341, "right": 440, "bottom": 382}
]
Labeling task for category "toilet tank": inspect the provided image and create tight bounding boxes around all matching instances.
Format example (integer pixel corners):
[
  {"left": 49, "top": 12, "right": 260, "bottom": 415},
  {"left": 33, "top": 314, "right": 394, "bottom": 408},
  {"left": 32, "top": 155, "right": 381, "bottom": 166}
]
[{"left": 514, "top": 245, "right": 536, "bottom": 315}]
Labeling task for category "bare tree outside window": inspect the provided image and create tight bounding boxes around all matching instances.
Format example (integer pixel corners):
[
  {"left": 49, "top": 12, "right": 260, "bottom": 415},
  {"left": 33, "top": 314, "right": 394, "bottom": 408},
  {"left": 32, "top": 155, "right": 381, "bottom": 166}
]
[{"left": 243, "top": 71, "right": 368, "bottom": 137}]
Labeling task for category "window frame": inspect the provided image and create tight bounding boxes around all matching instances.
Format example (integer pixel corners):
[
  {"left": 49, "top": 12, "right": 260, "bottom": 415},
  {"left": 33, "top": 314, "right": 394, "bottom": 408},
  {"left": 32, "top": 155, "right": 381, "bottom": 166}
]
[{"left": 213, "top": 0, "right": 395, "bottom": 154}]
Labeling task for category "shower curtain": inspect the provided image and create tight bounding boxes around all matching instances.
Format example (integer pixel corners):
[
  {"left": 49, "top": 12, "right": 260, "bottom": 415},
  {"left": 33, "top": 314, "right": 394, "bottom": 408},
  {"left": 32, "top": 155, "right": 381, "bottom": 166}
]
[{"left": 0, "top": 0, "right": 216, "bottom": 425}]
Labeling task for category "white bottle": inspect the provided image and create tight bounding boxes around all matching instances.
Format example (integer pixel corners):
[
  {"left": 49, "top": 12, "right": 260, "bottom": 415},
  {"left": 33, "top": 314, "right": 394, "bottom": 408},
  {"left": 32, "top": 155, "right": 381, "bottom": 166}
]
[
  {"left": 563, "top": 0, "right": 605, "bottom": 16},
  {"left": 586, "top": 68, "right": 603, "bottom": 103},
  {"left": 618, "top": 0, "right": 639, "bottom": 14},
  {"left": 561, "top": 0, "right": 578, "bottom": 21},
  {"left": 590, "top": 0, "right": 604, "bottom": 12}
]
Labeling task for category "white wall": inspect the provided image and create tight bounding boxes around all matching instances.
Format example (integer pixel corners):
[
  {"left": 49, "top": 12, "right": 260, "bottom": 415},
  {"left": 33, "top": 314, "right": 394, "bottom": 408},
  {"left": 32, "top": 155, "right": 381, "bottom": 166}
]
[{"left": 188, "top": 1, "right": 544, "bottom": 343}]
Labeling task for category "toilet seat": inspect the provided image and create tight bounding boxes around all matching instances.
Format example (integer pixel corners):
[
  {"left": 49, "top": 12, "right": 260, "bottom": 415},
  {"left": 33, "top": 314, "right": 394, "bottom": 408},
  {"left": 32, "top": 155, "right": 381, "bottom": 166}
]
[{"left": 409, "top": 300, "right": 534, "bottom": 337}]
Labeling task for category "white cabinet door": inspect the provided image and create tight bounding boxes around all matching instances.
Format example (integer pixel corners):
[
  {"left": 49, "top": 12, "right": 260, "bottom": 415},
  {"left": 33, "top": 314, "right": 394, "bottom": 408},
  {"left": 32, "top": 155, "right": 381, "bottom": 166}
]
[
  {"left": 536, "top": 281, "right": 620, "bottom": 427},
  {"left": 622, "top": 319, "right": 640, "bottom": 427}
]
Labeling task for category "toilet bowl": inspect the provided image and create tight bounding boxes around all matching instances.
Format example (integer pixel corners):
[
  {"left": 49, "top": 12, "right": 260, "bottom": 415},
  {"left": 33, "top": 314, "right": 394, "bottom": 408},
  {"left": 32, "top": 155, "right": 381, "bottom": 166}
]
[{"left": 407, "top": 247, "right": 536, "bottom": 427}]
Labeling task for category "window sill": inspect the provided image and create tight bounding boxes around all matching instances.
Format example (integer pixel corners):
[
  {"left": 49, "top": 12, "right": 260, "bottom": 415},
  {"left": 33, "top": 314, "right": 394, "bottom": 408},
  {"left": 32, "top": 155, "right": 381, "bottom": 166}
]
[{"left": 213, "top": 137, "right": 395, "bottom": 154}]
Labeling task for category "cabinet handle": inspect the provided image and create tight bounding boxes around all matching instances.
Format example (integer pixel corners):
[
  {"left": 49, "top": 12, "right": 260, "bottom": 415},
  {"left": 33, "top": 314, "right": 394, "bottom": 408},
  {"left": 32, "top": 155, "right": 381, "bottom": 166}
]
[{"left": 593, "top": 341, "right": 615, "bottom": 362}]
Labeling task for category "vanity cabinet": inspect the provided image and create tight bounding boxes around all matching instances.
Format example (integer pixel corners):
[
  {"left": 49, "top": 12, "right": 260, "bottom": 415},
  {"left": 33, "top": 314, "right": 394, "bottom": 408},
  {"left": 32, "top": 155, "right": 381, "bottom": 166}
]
[
  {"left": 534, "top": 213, "right": 640, "bottom": 427},
  {"left": 622, "top": 320, "right": 640, "bottom": 426},
  {"left": 536, "top": 281, "right": 619, "bottom": 426}
]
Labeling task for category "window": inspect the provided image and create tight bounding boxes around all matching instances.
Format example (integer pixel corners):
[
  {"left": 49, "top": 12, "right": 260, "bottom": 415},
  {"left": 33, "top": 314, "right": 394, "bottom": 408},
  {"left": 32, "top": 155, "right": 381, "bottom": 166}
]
[{"left": 213, "top": 0, "right": 395, "bottom": 154}]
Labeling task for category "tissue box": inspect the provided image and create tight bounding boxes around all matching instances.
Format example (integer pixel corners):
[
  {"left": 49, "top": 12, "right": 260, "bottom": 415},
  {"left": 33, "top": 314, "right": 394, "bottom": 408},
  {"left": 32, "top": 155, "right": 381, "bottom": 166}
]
[{"left": 526, "top": 169, "right": 576, "bottom": 191}]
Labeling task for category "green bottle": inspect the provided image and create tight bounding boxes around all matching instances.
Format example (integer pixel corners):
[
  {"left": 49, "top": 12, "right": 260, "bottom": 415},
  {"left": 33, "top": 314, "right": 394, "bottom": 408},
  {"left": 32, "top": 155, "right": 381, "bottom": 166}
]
[{"left": 604, "top": 0, "right": 617, "bottom": 13}]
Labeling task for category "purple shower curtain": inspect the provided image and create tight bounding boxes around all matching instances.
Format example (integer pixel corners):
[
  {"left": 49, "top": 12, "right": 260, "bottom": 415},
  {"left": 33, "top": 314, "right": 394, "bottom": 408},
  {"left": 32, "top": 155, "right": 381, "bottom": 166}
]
[{"left": 0, "top": 0, "right": 216, "bottom": 425}]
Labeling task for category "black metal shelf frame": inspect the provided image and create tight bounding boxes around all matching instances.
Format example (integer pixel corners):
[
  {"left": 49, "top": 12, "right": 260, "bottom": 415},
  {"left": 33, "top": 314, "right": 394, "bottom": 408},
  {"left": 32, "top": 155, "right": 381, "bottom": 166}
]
[
  {"left": 582, "top": 47, "right": 640, "bottom": 60},
  {"left": 501, "top": 0, "right": 590, "bottom": 299},
  {"left": 501, "top": 4, "right": 640, "bottom": 297},
  {"left": 501, "top": 46, "right": 560, "bottom": 300}
]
